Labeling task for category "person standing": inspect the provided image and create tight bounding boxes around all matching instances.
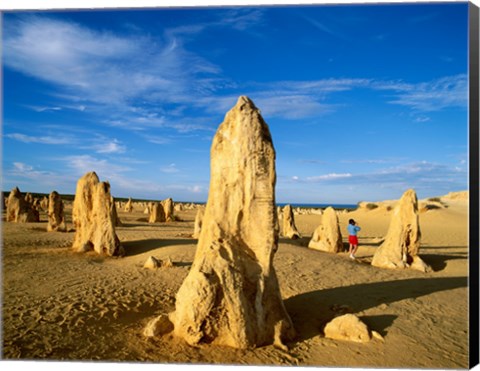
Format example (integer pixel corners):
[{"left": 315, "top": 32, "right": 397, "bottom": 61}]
[{"left": 347, "top": 219, "right": 361, "bottom": 259}]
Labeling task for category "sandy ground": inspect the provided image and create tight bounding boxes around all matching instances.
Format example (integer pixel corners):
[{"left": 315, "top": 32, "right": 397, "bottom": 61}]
[{"left": 1, "top": 194, "right": 470, "bottom": 368}]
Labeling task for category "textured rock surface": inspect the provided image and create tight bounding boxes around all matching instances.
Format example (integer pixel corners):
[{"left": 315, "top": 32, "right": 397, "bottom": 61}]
[
  {"left": 47, "top": 191, "right": 66, "bottom": 232},
  {"left": 170, "top": 96, "right": 295, "bottom": 349},
  {"left": 144, "top": 256, "right": 161, "bottom": 269},
  {"left": 72, "top": 172, "right": 123, "bottom": 256},
  {"left": 372, "top": 189, "right": 430, "bottom": 272},
  {"left": 162, "top": 198, "right": 175, "bottom": 222},
  {"left": 6, "top": 187, "right": 39, "bottom": 223},
  {"left": 192, "top": 207, "right": 204, "bottom": 239},
  {"left": 149, "top": 202, "right": 166, "bottom": 223},
  {"left": 324, "top": 314, "right": 371, "bottom": 343},
  {"left": 282, "top": 205, "right": 300, "bottom": 239},
  {"left": 308, "top": 206, "right": 343, "bottom": 253}
]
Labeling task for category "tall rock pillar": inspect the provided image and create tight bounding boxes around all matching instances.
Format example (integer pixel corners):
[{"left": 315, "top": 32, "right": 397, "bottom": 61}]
[{"left": 170, "top": 96, "right": 295, "bottom": 349}]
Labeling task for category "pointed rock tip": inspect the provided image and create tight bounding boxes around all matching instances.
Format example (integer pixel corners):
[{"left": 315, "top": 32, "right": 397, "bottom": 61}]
[{"left": 235, "top": 95, "right": 256, "bottom": 109}]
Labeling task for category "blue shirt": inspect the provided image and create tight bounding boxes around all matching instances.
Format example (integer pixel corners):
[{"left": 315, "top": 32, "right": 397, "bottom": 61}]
[{"left": 347, "top": 224, "right": 361, "bottom": 236}]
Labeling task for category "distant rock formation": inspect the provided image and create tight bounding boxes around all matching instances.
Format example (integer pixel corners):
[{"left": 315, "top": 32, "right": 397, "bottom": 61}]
[
  {"left": 110, "top": 196, "right": 122, "bottom": 226},
  {"left": 124, "top": 197, "right": 133, "bottom": 212},
  {"left": 24, "top": 192, "right": 34, "bottom": 206},
  {"left": 308, "top": 206, "right": 343, "bottom": 253},
  {"left": 149, "top": 202, "right": 166, "bottom": 223},
  {"left": 6, "top": 187, "right": 39, "bottom": 223},
  {"left": 282, "top": 205, "right": 300, "bottom": 239},
  {"left": 371, "top": 189, "right": 430, "bottom": 272},
  {"left": 47, "top": 191, "right": 66, "bottom": 232},
  {"left": 192, "top": 207, "right": 204, "bottom": 239},
  {"left": 169, "top": 96, "right": 295, "bottom": 349},
  {"left": 72, "top": 172, "right": 123, "bottom": 256},
  {"left": 162, "top": 198, "right": 175, "bottom": 222},
  {"left": 40, "top": 196, "right": 49, "bottom": 210}
]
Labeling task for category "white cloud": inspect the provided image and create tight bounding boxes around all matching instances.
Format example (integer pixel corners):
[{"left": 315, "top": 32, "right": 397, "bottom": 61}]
[
  {"left": 160, "top": 163, "right": 180, "bottom": 173},
  {"left": 7, "top": 162, "right": 72, "bottom": 190},
  {"left": 92, "top": 138, "right": 126, "bottom": 154},
  {"left": 300, "top": 161, "right": 467, "bottom": 191},
  {"left": 25, "top": 105, "right": 62, "bottom": 112},
  {"left": 373, "top": 74, "right": 468, "bottom": 111},
  {"left": 3, "top": 15, "right": 225, "bottom": 128},
  {"left": 307, "top": 173, "right": 352, "bottom": 181},
  {"left": 6, "top": 132, "right": 74, "bottom": 145},
  {"left": 64, "top": 155, "right": 132, "bottom": 179}
]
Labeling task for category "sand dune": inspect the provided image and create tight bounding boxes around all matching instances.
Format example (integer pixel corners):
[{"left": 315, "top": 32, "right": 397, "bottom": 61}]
[{"left": 1, "top": 193, "right": 469, "bottom": 368}]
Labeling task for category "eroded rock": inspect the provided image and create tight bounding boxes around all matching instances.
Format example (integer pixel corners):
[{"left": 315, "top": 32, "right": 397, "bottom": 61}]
[{"left": 169, "top": 96, "right": 295, "bottom": 349}]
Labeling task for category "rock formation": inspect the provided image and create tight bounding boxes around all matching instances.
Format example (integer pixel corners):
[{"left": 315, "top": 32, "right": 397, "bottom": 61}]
[
  {"left": 308, "top": 206, "right": 343, "bottom": 253},
  {"left": 6, "top": 187, "right": 39, "bottom": 223},
  {"left": 47, "top": 191, "right": 66, "bottom": 232},
  {"left": 40, "top": 196, "right": 49, "bottom": 210},
  {"left": 110, "top": 196, "right": 122, "bottom": 226},
  {"left": 168, "top": 96, "right": 295, "bottom": 349},
  {"left": 192, "top": 207, "right": 204, "bottom": 239},
  {"left": 282, "top": 204, "right": 300, "bottom": 239},
  {"left": 72, "top": 172, "right": 123, "bottom": 256},
  {"left": 371, "top": 189, "right": 430, "bottom": 272},
  {"left": 24, "top": 192, "right": 34, "bottom": 205},
  {"left": 124, "top": 197, "right": 133, "bottom": 212},
  {"left": 324, "top": 314, "right": 371, "bottom": 343},
  {"left": 162, "top": 198, "right": 175, "bottom": 222},
  {"left": 149, "top": 202, "right": 166, "bottom": 223}
]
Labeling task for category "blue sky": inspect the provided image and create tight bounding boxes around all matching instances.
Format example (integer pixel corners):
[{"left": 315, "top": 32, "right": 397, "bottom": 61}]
[{"left": 1, "top": 1, "right": 470, "bottom": 204}]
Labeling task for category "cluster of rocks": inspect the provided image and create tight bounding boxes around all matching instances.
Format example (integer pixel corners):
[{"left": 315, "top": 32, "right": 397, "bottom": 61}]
[
  {"left": 148, "top": 198, "right": 175, "bottom": 223},
  {"left": 6, "top": 187, "right": 40, "bottom": 223},
  {"left": 4, "top": 96, "right": 434, "bottom": 351},
  {"left": 5, "top": 187, "right": 67, "bottom": 232}
]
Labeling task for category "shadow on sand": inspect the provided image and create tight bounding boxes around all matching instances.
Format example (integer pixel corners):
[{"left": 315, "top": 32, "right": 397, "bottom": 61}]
[
  {"left": 421, "top": 252, "right": 468, "bottom": 272},
  {"left": 284, "top": 276, "right": 467, "bottom": 342},
  {"left": 122, "top": 238, "right": 195, "bottom": 256}
]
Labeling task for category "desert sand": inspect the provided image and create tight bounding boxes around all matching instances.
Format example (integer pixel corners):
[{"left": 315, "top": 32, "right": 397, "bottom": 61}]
[{"left": 1, "top": 192, "right": 470, "bottom": 368}]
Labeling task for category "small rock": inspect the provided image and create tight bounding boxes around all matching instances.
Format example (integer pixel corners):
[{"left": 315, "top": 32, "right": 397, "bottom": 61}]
[
  {"left": 144, "top": 256, "right": 160, "bottom": 269},
  {"left": 143, "top": 314, "right": 174, "bottom": 337},
  {"left": 161, "top": 256, "right": 174, "bottom": 268},
  {"left": 324, "top": 314, "right": 371, "bottom": 343}
]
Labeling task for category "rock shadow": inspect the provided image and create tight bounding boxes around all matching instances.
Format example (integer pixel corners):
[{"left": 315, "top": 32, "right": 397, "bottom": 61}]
[
  {"left": 123, "top": 238, "right": 195, "bottom": 256},
  {"left": 421, "top": 252, "right": 468, "bottom": 272},
  {"left": 284, "top": 276, "right": 467, "bottom": 343},
  {"left": 360, "top": 314, "right": 398, "bottom": 337},
  {"left": 279, "top": 236, "right": 310, "bottom": 247}
]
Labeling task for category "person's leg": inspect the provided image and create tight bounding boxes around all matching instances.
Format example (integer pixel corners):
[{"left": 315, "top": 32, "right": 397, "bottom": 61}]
[{"left": 353, "top": 244, "right": 359, "bottom": 256}]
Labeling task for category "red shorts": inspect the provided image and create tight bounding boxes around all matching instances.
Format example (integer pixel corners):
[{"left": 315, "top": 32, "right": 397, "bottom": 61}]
[{"left": 349, "top": 235, "right": 358, "bottom": 245}]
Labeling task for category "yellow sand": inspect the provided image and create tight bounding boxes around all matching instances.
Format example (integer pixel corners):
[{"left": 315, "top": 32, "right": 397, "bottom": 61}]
[{"left": 1, "top": 194, "right": 469, "bottom": 368}]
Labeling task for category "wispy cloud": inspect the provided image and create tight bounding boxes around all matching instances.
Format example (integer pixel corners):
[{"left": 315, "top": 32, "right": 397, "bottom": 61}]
[
  {"left": 297, "top": 161, "right": 467, "bottom": 192},
  {"left": 91, "top": 138, "right": 126, "bottom": 154},
  {"left": 160, "top": 163, "right": 180, "bottom": 174},
  {"left": 373, "top": 74, "right": 468, "bottom": 111},
  {"left": 306, "top": 173, "right": 352, "bottom": 181},
  {"left": 5, "top": 132, "right": 74, "bottom": 145},
  {"left": 3, "top": 15, "right": 226, "bottom": 131},
  {"left": 6, "top": 162, "right": 73, "bottom": 190}
]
